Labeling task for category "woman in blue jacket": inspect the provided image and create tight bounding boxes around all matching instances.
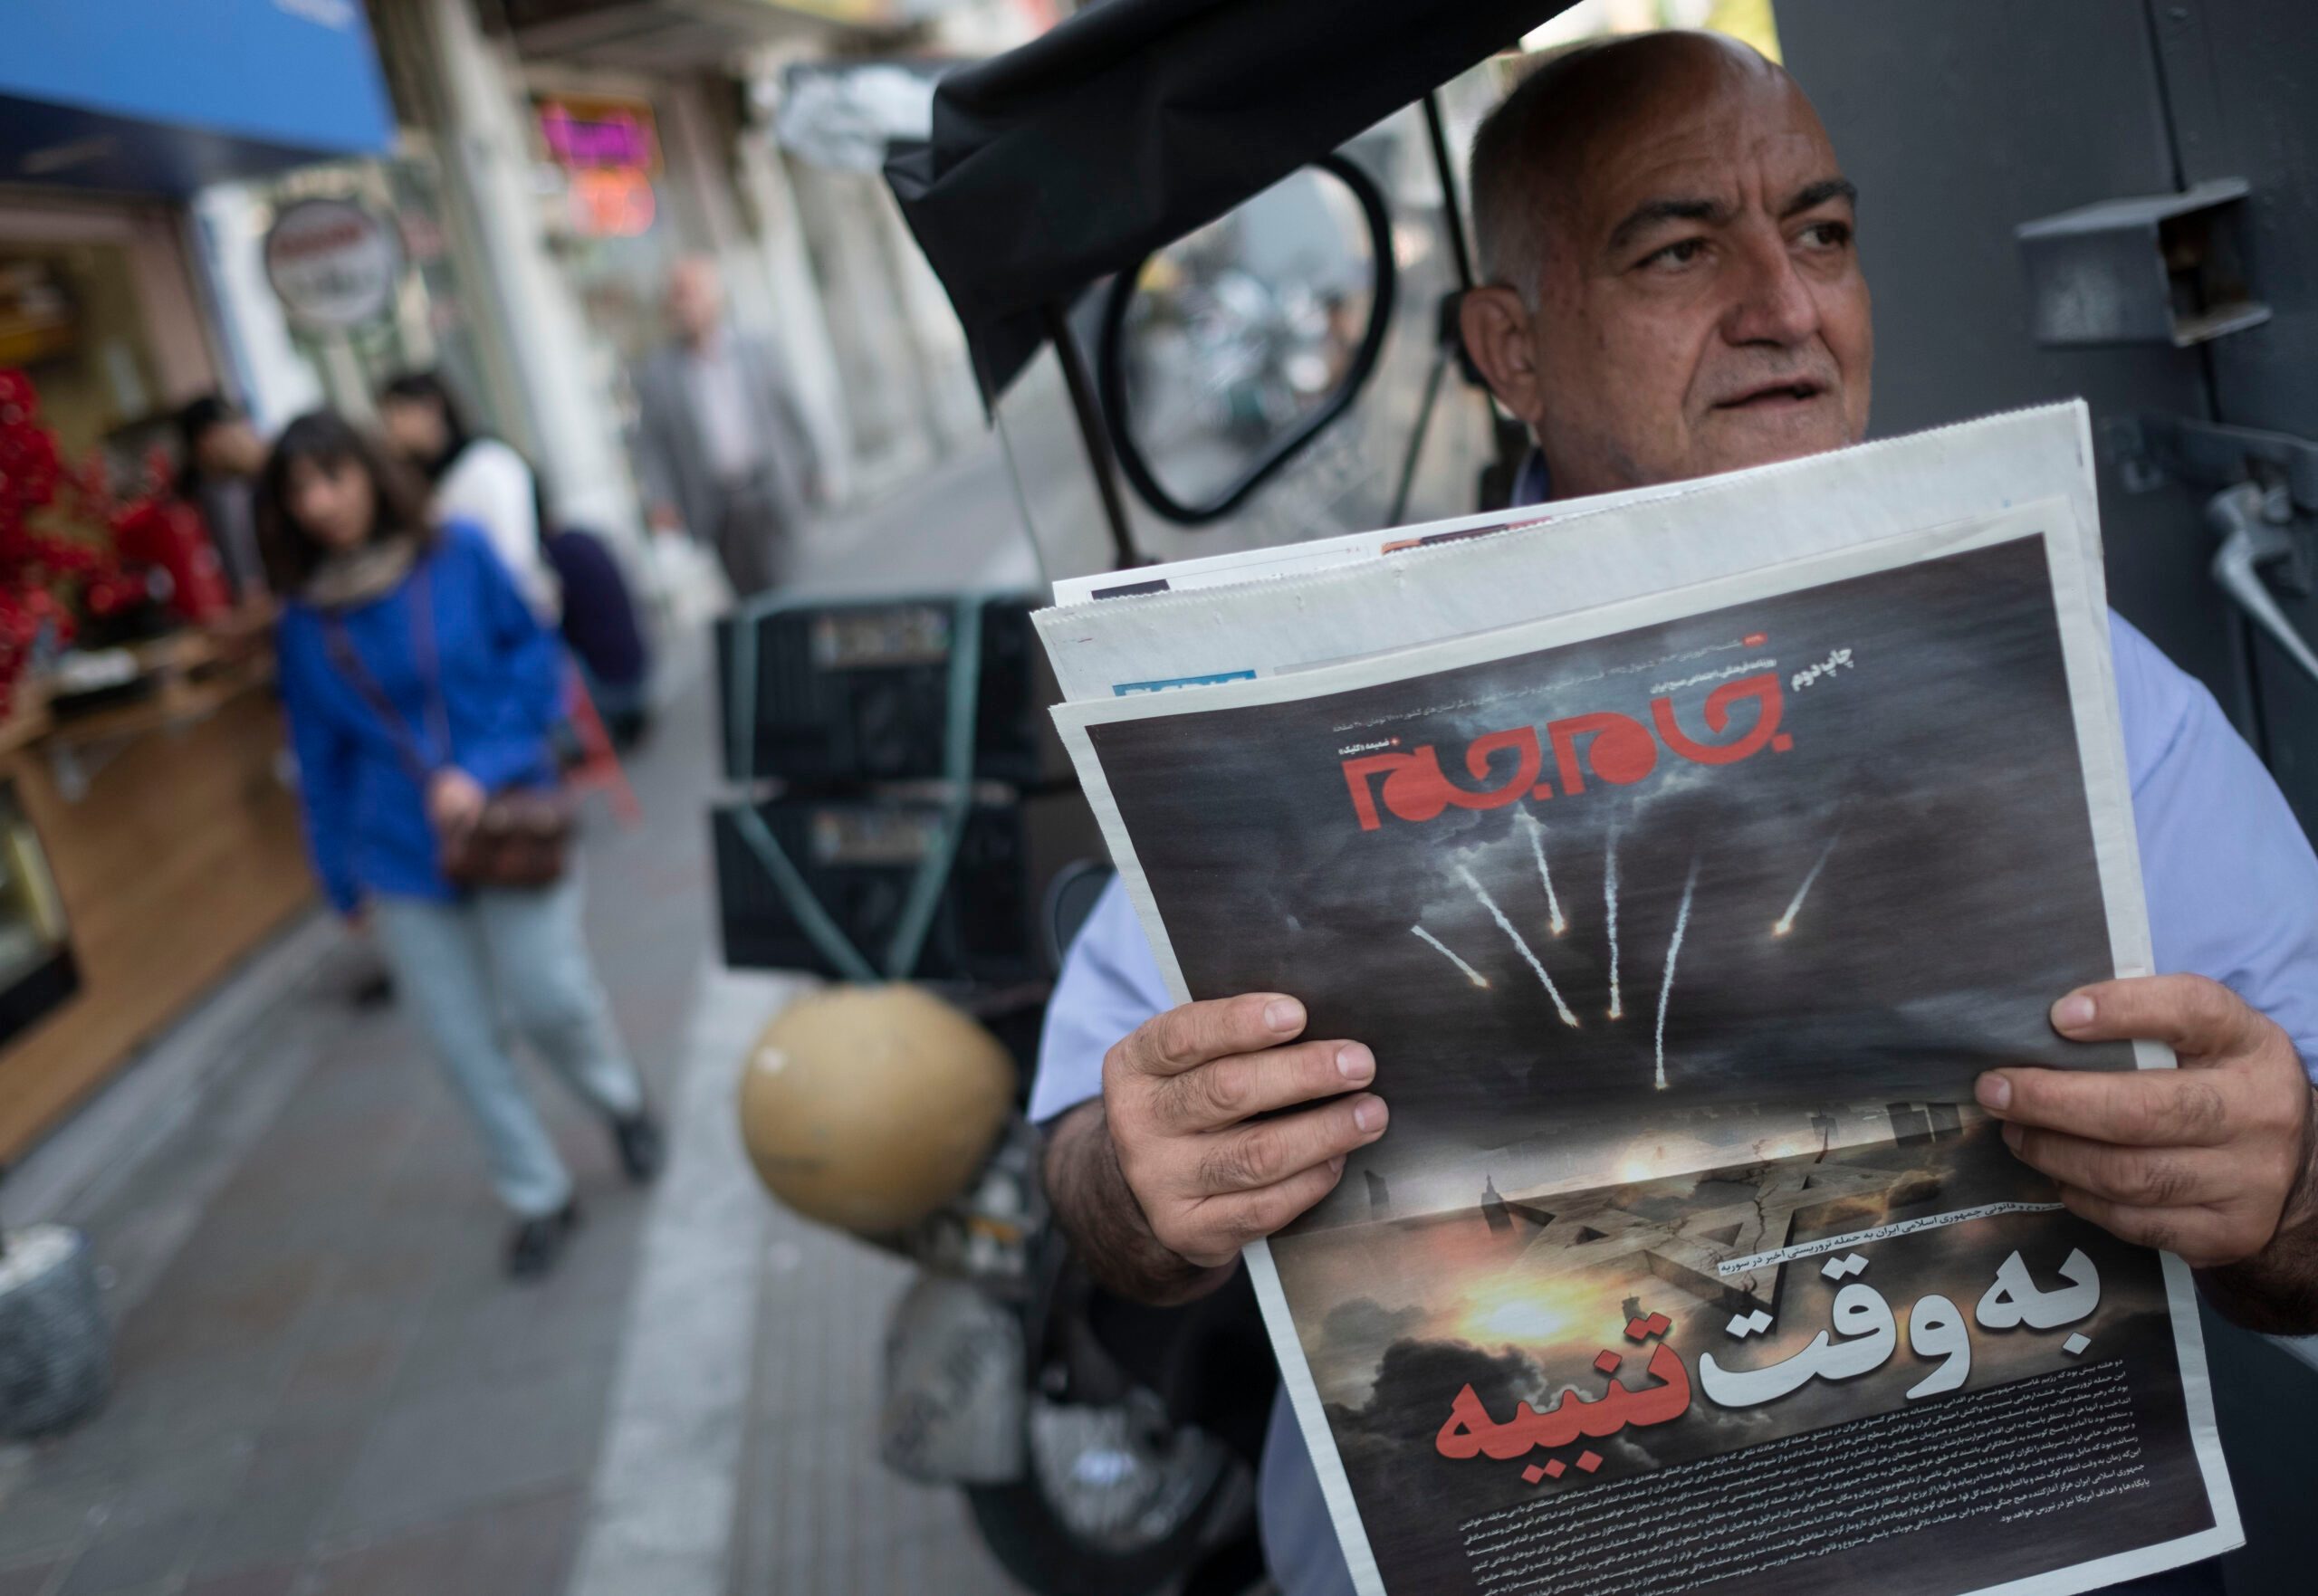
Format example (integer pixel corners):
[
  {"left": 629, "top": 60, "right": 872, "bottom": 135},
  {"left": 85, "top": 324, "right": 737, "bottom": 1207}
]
[{"left": 261, "top": 411, "right": 661, "bottom": 1278}]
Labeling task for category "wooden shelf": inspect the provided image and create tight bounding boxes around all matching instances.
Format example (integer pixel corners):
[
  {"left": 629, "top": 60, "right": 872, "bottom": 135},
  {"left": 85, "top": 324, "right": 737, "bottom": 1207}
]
[
  {"left": 42, "top": 655, "right": 273, "bottom": 751},
  {"left": 0, "top": 686, "right": 314, "bottom": 1161},
  {"left": 0, "top": 604, "right": 308, "bottom": 1161},
  {"left": 37, "top": 618, "right": 277, "bottom": 754}
]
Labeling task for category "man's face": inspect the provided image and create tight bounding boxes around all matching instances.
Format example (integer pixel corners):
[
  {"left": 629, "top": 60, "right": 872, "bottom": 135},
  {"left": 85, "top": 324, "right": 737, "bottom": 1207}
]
[
  {"left": 198, "top": 418, "right": 267, "bottom": 479},
  {"left": 1463, "top": 43, "right": 1873, "bottom": 499},
  {"left": 378, "top": 397, "right": 449, "bottom": 468},
  {"left": 666, "top": 263, "right": 721, "bottom": 347}
]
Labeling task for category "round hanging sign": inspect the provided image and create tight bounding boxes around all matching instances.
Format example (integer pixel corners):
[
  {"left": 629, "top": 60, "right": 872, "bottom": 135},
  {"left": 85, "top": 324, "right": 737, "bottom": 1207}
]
[{"left": 263, "top": 197, "right": 402, "bottom": 330}]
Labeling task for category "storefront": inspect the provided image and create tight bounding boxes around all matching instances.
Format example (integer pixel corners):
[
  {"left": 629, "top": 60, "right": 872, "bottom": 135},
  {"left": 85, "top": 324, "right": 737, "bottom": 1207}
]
[
  {"left": 192, "top": 143, "right": 518, "bottom": 446},
  {"left": 491, "top": 15, "right": 859, "bottom": 520},
  {"left": 521, "top": 72, "right": 731, "bottom": 508},
  {"left": 458, "top": 0, "right": 913, "bottom": 509},
  {"left": 759, "top": 54, "right": 986, "bottom": 495},
  {"left": 0, "top": 0, "right": 396, "bottom": 1158}
]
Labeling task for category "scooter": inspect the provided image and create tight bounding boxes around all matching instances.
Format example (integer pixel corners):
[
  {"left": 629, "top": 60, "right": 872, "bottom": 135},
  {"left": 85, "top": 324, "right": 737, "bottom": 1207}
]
[{"left": 869, "top": 865, "right": 1277, "bottom": 1596}]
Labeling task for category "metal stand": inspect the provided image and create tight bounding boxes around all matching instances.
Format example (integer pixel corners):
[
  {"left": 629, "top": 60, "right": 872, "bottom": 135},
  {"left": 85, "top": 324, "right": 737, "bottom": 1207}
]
[
  {"left": 1043, "top": 302, "right": 1140, "bottom": 570},
  {"left": 1422, "top": 91, "right": 1477, "bottom": 292}
]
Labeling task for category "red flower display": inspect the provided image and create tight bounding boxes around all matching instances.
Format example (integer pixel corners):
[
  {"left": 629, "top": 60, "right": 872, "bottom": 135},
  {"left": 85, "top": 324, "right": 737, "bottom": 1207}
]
[{"left": 0, "top": 368, "right": 174, "bottom": 718}]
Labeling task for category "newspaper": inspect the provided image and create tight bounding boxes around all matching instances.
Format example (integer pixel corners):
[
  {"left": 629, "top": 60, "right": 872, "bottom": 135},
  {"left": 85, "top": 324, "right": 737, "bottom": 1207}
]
[
  {"left": 1035, "top": 403, "right": 2102, "bottom": 704},
  {"left": 1049, "top": 497, "right": 1645, "bottom": 607},
  {"left": 1041, "top": 417, "right": 2241, "bottom": 1596}
]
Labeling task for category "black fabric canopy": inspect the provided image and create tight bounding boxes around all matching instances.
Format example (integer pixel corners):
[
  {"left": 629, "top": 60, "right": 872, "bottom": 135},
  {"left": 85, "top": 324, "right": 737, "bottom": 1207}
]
[{"left": 883, "top": 0, "right": 1576, "bottom": 401}]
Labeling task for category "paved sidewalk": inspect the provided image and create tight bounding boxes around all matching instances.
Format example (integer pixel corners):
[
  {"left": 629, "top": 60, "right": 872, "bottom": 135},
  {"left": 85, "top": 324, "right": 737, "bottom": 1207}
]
[{"left": 0, "top": 655, "right": 1027, "bottom": 1596}]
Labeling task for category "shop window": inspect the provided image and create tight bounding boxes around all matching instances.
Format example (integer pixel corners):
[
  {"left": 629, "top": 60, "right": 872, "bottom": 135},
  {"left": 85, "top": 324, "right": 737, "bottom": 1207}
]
[{"left": 0, "top": 244, "right": 168, "bottom": 473}]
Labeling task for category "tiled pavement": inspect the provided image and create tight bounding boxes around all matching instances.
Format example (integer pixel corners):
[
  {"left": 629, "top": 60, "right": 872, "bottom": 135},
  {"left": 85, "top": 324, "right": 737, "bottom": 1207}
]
[
  {"left": 725, "top": 1216, "right": 1025, "bottom": 1596},
  {"left": 0, "top": 654, "right": 1030, "bottom": 1596}
]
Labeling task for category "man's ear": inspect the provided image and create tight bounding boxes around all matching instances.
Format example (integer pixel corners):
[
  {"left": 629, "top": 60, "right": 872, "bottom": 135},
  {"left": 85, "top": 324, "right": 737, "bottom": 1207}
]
[{"left": 1459, "top": 286, "right": 1545, "bottom": 428}]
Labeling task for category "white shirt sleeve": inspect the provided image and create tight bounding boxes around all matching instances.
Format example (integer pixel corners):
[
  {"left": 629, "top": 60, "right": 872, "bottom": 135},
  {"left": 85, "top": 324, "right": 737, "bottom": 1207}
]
[{"left": 437, "top": 440, "right": 559, "bottom": 620}]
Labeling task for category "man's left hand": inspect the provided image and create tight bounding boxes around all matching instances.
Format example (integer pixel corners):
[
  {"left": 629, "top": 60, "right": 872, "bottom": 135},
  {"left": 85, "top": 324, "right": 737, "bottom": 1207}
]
[{"left": 1977, "top": 975, "right": 2317, "bottom": 1270}]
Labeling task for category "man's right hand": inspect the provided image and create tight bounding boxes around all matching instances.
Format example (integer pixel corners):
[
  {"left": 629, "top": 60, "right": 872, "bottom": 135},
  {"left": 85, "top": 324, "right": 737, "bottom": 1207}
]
[{"left": 1103, "top": 994, "right": 1386, "bottom": 1269}]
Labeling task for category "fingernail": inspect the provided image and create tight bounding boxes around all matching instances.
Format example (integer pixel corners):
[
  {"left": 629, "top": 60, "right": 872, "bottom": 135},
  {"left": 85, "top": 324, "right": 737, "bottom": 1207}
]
[
  {"left": 2052, "top": 993, "right": 2096, "bottom": 1033},
  {"left": 1353, "top": 1096, "right": 1385, "bottom": 1133},
  {"left": 2001, "top": 1122, "right": 2023, "bottom": 1152},
  {"left": 1976, "top": 1073, "right": 2012, "bottom": 1113},
  {"left": 1328, "top": 1154, "right": 1346, "bottom": 1175},
  {"left": 1336, "top": 1043, "right": 1375, "bottom": 1083},
  {"left": 1265, "top": 998, "right": 1305, "bottom": 1033}
]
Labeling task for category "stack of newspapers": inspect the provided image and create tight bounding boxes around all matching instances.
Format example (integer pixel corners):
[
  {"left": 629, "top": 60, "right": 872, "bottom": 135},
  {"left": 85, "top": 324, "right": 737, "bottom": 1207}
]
[{"left": 1034, "top": 405, "right": 2240, "bottom": 1596}]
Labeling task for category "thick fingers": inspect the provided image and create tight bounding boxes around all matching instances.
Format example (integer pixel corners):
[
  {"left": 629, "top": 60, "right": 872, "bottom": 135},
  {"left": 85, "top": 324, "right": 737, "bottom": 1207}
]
[
  {"left": 2054, "top": 1188, "right": 2252, "bottom": 1269},
  {"left": 2049, "top": 974, "right": 2262, "bottom": 1061},
  {"left": 1198, "top": 1094, "right": 1387, "bottom": 1195},
  {"left": 1116, "top": 994, "right": 1306, "bottom": 1080},
  {"left": 1175, "top": 1159, "right": 1348, "bottom": 1263},
  {"left": 1152, "top": 1039, "right": 1375, "bottom": 1132},
  {"left": 2002, "top": 1123, "right": 2236, "bottom": 1208},
  {"left": 1975, "top": 1065, "right": 2232, "bottom": 1147}
]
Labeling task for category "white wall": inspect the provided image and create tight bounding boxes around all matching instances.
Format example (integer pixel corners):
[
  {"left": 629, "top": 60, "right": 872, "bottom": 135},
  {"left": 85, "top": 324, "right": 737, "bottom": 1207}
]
[{"left": 413, "top": 0, "right": 644, "bottom": 547}]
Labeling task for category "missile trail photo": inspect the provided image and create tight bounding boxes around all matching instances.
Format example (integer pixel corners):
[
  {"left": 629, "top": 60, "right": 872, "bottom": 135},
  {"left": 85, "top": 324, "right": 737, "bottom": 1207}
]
[
  {"left": 1773, "top": 830, "right": 1842, "bottom": 937},
  {"left": 1516, "top": 809, "right": 1567, "bottom": 935},
  {"left": 1456, "top": 862, "right": 1578, "bottom": 1027},
  {"left": 1654, "top": 855, "right": 1700, "bottom": 1090},
  {"left": 1604, "top": 829, "right": 1623, "bottom": 1021},
  {"left": 1412, "top": 923, "right": 1489, "bottom": 989}
]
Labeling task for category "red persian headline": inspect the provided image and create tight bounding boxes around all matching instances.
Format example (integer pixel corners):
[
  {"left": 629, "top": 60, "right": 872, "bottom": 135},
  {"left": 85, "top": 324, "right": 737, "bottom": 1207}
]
[{"left": 1342, "top": 671, "right": 1793, "bottom": 833}]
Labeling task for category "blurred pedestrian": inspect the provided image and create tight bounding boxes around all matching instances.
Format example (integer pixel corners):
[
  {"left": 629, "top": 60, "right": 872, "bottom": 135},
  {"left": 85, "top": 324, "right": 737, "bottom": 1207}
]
[
  {"left": 174, "top": 394, "right": 271, "bottom": 601},
  {"left": 258, "top": 409, "right": 664, "bottom": 1279},
  {"left": 633, "top": 256, "right": 819, "bottom": 598},
  {"left": 378, "top": 371, "right": 559, "bottom": 620},
  {"left": 541, "top": 519, "right": 652, "bottom": 748}
]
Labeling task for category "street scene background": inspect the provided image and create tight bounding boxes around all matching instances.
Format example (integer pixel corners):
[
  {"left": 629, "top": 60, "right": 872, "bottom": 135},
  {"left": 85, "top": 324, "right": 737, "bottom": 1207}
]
[
  {"left": 5, "top": 2, "right": 2318, "bottom": 1595},
  {"left": 0, "top": 2, "right": 1514, "bottom": 1590},
  {"left": 0, "top": 449, "right": 1056, "bottom": 1596}
]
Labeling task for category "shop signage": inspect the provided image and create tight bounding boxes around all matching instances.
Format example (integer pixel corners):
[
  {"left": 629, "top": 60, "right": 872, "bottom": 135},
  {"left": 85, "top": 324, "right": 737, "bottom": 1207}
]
[
  {"left": 569, "top": 170, "right": 657, "bottom": 238},
  {"left": 535, "top": 94, "right": 660, "bottom": 239},
  {"left": 262, "top": 197, "right": 401, "bottom": 330},
  {"left": 535, "top": 95, "right": 660, "bottom": 174}
]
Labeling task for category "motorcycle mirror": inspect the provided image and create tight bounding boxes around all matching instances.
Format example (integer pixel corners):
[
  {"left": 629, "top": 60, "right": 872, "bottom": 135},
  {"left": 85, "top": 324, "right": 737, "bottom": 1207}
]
[{"left": 1096, "top": 153, "right": 1396, "bottom": 527}]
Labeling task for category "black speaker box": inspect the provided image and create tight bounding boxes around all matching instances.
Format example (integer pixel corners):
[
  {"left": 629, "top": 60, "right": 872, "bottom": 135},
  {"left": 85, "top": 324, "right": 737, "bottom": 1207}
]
[
  {"left": 712, "top": 789, "right": 1105, "bottom": 982},
  {"left": 713, "top": 595, "right": 1066, "bottom": 788}
]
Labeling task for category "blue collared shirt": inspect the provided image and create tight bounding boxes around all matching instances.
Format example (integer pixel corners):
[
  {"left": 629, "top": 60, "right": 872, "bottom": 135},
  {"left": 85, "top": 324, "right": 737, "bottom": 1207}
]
[{"left": 1031, "top": 492, "right": 2318, "bottom": 1595}]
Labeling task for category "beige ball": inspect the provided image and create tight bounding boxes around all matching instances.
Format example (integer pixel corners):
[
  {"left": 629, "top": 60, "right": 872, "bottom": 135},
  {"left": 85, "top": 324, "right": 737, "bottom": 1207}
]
[{"left": 738, "top": 984, "right": 1016, "bottom": 1236}]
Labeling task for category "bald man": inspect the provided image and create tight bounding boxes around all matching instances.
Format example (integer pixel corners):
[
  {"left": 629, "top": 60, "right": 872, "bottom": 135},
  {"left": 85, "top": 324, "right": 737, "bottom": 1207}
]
[
  {"left": 1031, "top": 32, "right": 2317, "bottom": 1596},
  {"left": 1458, "top": 32, "right": 1870, "bottom": 495}
]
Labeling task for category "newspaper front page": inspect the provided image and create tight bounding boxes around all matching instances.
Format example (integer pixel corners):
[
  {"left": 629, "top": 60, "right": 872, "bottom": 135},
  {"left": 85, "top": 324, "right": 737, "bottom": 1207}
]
[
  {"left": 1034, "top": 403, "right": 2103, "bottom": 705},
  {"left": 1043, "top": 435, "right": 2240, "bottom": 1596}
]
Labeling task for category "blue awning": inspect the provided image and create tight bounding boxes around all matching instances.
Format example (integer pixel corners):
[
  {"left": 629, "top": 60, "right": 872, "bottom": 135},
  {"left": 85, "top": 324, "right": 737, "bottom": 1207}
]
[{"left": 0, "top": 0, "right": 397, "bottom": 195}]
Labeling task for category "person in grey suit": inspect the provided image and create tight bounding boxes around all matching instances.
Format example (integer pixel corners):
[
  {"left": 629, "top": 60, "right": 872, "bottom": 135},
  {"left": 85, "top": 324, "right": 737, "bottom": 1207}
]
[{"left": 632, "top": 256, "right": 820, "bottom": 597}]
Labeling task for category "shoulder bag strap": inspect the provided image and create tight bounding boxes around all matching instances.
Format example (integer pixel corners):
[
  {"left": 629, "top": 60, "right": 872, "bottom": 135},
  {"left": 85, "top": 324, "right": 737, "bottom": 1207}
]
[
  {"left": 321, "top": 619, "right": 434, "bottom": 790},
  {"left": 407, "top": 553, "right": 455, "bottom": 770}
]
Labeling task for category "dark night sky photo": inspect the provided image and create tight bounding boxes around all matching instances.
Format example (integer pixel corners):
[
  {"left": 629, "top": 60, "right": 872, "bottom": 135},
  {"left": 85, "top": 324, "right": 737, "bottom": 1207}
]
[{"left": 1089, "top": 534, "right": 2138, "bottom": 1230}]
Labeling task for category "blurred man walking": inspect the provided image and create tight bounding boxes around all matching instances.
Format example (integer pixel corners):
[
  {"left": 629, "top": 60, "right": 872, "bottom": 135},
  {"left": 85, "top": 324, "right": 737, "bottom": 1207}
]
[{"left": 633, "top": 256, "right": 820, "bottom": 599}]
